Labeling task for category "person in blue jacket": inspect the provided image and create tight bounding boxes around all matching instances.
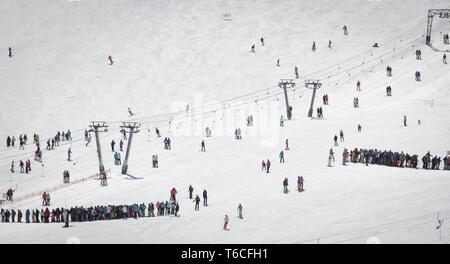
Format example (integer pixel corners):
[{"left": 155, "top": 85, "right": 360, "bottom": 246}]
[{"left": 279, "top": 150, "right": 285, "bottom": 163}]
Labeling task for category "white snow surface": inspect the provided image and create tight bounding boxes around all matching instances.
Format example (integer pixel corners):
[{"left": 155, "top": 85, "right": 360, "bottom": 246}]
[{"left": 0, "top": 0, "right": 450, "bottom": 244}]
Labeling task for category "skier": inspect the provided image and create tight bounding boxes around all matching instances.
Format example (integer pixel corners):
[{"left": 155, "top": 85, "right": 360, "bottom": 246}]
[
  {"left": 19, "top": 160, "right": 24, "bottom": 173},
  {"left": 334, "top": 135, "right": 338, "bottom": 146},
  {"left": 403, "top": 115, "right": 407, "bottom": 127},
  {"left": 261, "top": 37, "right": 264, "bottom": 46},
  {"left": 128, "top": 107, "right": 134, "bottom": 116},
  {"left": 119, "top": 140, "right": 124, "bottom": 152},
  {"left": 342, "top": 148, "right": 348, "bottom": 165},
  {"left": 294, "top": 66, "right": 299, "bottom": 79},
  {"left": 188, "top": 185, "right": 194, "bottom": 199},
  {"left": 312, "top": 41, "right": 316, "bottom": 52},
  {"left": 280, "top": 115, "right": 285, "bottom": 127},
  {"left": 415, "top": 71, "right": 421, "bottom": 81},
  {"left": 283, "top": 177, "right": 289, "bottom": 193},
  {"left": 237, "top": 204, "right": 243, "bottom": 219},
  {"left": 356, "top": 80, "right": 361, "bottom": 91},
  {"left": 201, "top": 140, "right": 206, "bottom": 152},
  {"left": 277, "top": 59, "right": 280, "bottom": 66},
  {"left": 203, "top": 189, "right": 208, "bottom": 206},
  {"left": 223, "top": 215, "right": 229, "bottom": 230},
  {"left": 193, "top": 195, "right": 201, "bottom": 211},
  {"left": 297, "top": 176, "right": 304, "bottom": 192},
  {"left": 67, "top": 148, "right": 72, "bottom": 161},
  {"left": 328, "top": 40, "right": 332, "bottom": 49},
  {"left": 285, "top": 139, "right": 289, "bottom": 150},
  {"left": 108, "top": 55, "right": 113, "bottom": 65},
  {"left": 261, "top": 160, "right": 266, "bottom": 171},
  {"left": 339, "top": 130, "right": 344, "bottom": 142},
  {"left": 170, "top": 187, "right": 178, "bottom": 201},
  {"left": 358, "top": 124, "right": 361, "bottom": 132},
  {"left": 63, "top": 209, "right": 69, "bottom": 227},
  {"left": 152, "top": 154, "right": 158, "bottom": 168},
  {"left": 343, "top": 25, "right": 348, "bottom": 35},
  {"left": 155, "top": 128, "right": 161, "bottom": 138},
  {"left": 10, "top": 161, "right": 15, "bottom": 173},
  {"left": 279, "top": 150, "right": 285, "bottom": 163},
  {"left": 266, "top": 159, "right": 271, "bottom": 173},
  {"left": 111, "top": 140, "right": 115, "bottom": 152},
  {"left": 444, "top": 53, "right": 447, "bottom": 64},
  {"left": 251, "top": 44, "right": 255, "bottom": 53},
  {"left": 8, "top": 47, "right": 12, "bottom": 57}
]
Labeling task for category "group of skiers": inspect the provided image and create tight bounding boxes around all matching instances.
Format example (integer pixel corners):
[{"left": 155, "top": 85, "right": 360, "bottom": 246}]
[
  {"left": 353, "top": 97, "right": 360, "bottom": 108},
  {"left": 114, "top": 152, "right": 122, "bottom": 165},
  {"left": 386, "top": 66, "right": 393, "bottom": 77},
  {"left": 246, "top": 115, "right": 254, "bottom": 126},
  {"left": 322, "top": 94, "right": 329, "bottom": 105},
  {"left": 234, "top": 128, "right": 242, "bottom": 139},
  {"left": 42, "top": 192, "right": 51, "bottom": 206},
  {"left": 316, "top": 107, "right": 324, "bottom": 118},
  {"left": 110, "top": 140, "right": 124, "bottom": 152},
  {"left": 261, "top": 159, "right": 272, "bottom": 173},
  {"left": 5, "top": 134, "right": 29, "bottom": 150},
  {"left": 415, "top": 49, "right": 422, "bottom": 60},
  {"left": 282, "top": 176, "right": 305, "bottom": 193},
  {"left": 386, "top": 86, "right": 392, "bottom": 96},
  {"left": 341, "top": 148, "right": 447, "bottom": 170},
  {"left": 11, "top": 159, "right": 32, "bottom": 174},
  {"left": 163, "top": 137, "right": 172, "bottom": 150}
]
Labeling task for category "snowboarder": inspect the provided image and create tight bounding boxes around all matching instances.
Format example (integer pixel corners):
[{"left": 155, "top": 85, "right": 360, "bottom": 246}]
[
  {"left": 283, "top": 177, "right": 289, "bottom": 193},
  {"left": 223, "top": 215, "right": 229, "bottom": 230},
  {"left": 203, "top": 189, "right": 208, "bottom": 206},
  {"left": 237, "top": 204, "right": 243, "bottom": 219},
  {"left": 188, "top": 185, "right": 194, "bottom": 199},
  {"left": 297, "top": 176, "right": 304, "bottom": 192},
  {"left": 108, "top": 55, "right": 113, "bottom": 65}
]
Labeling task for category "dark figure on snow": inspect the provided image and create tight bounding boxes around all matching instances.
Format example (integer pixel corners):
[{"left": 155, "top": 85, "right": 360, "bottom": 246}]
[
  {"left": 108, "top": 55, "right": 113, "bottom": 65},
  {"left": 261, "top": 37, "right": 264, "bottom": 46},
  {"left": 403, "top": 115, "right": 407, "bottom": 127},
  {"left": 312, "top": 41, "right": 316, "bottom": 52},
  {"left": 358, "top": 124, "right": 362, "bottom": 133},
  {"left": 189, "top": 185, "right": 194, "bottom": 199},
  {"left": 120, "top": 140, "right": 124, "bottom": 152},
  {"left": 194, "top": 195, "right": 201, "bottom": 211},
  {"left": 251, "top": 44, "right": 255, "bottom": 53},
  {"left": 328, "top": 40, "right": 332, "bottom": 49},
  {"left": 343, "top": 25, "right": 348, "bottom": 36},
  {"left": 444, "top": 54, "right": 447, "bottom": 64},
  {"left": 111, "top": 140, "right": 115, "bottom": 152},
  {"left": 8, "top": 47, "right": 12, "bottom": 57},
  {"left": 201, "top": 140, "right": 206, "bottom": 152},
  {"left": 202, "top": 190, "right": 208, "bottom": 206},
  {"left": 334, "top": 135, "right": 338, "bottom": 146}
]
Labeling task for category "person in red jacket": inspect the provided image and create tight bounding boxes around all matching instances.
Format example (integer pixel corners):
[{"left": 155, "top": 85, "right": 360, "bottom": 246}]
[
  {"left": 170, "top": 188, "right": 178, "bottom": 201},
  {"left": 283, "top": 178, "right": 289, "bottom": 193},
  {"left": 223, "top": 215, "right": 229, "bottom": 230},
  {"left": 43, "top": 208, "right": 50, "bottom": 223},
  {"left": 42, "top": 192, "right": 47, "bottom": 206},
  {"left": 285, "top": 139, "right": 289, "bottom": 150}
]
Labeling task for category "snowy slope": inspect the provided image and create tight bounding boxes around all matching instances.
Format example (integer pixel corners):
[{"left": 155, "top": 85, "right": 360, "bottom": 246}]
[{"left": 1, "top": 0, "right": 450, "bottom": 243}]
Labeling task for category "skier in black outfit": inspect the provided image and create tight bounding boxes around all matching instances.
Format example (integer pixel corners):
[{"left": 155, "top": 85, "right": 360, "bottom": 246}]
[
  {"left": 189, "top": 185, "right": 194, "bottom": 199},
  {"left": 8, "top": 47, "right": 12, "bottom": 57},
  {"left": 201, "top": 140, "right": 205, "bottom": 152},
  {"left": 111, "top": 140, "right": 115, "bottom": 152},
  {"left": 203, "top": 190, "right": 208, "bottom": 206}
]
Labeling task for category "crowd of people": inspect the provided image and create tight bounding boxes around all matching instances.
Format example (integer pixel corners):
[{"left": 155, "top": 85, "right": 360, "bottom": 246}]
[{"left": 342, "top": 148, "right": 449, "bottom": 170}]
